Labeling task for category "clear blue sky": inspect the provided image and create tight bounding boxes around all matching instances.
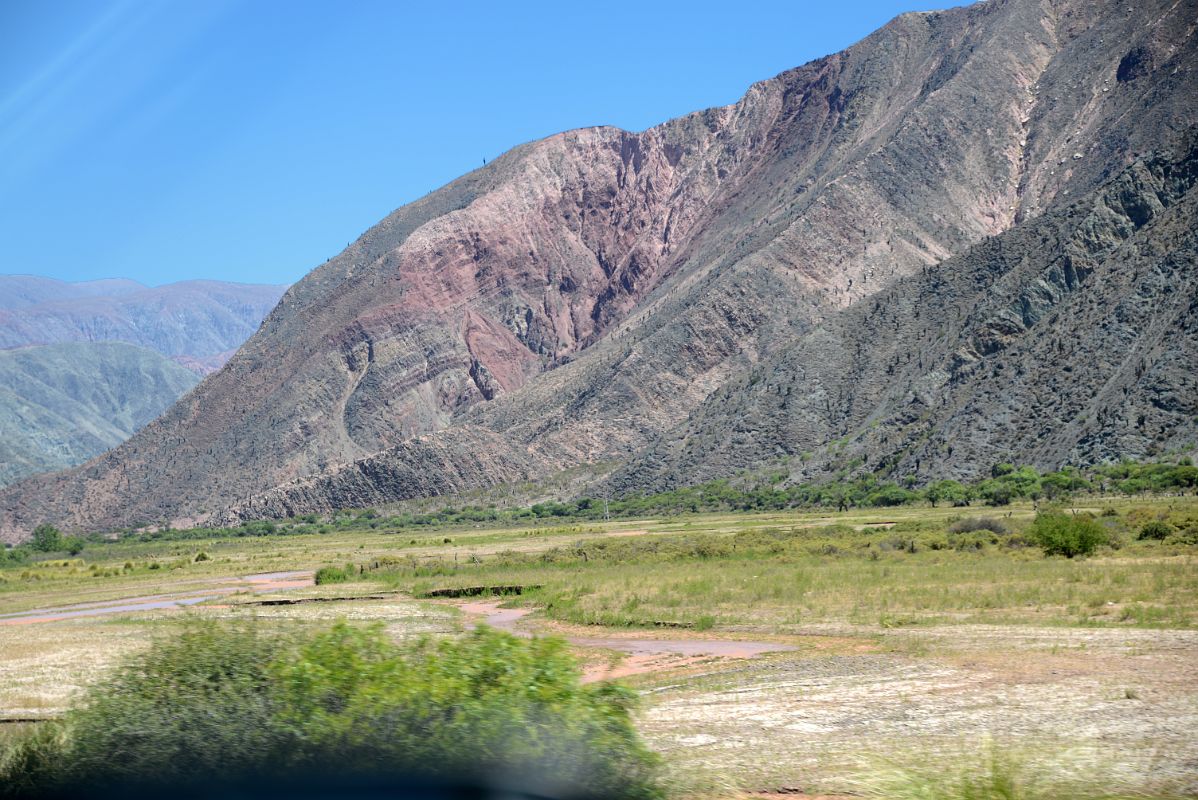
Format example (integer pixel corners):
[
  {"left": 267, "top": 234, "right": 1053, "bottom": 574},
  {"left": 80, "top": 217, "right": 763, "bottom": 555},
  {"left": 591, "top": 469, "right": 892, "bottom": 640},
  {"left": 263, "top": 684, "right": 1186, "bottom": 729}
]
[{"left": 1, "top": 0, "right": 960, "bottom": 287}]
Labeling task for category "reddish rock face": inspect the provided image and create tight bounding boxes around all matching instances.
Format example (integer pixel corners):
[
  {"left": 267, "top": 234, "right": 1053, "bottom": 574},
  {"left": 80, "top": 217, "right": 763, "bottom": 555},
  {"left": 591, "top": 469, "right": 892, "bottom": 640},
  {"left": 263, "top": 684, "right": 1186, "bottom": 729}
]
[
  {"left": 3, "top": 0, "right": 1196, "bottom": 540},
  {"left": 325, "top": 121, "right": 739, "bottom": 453}
]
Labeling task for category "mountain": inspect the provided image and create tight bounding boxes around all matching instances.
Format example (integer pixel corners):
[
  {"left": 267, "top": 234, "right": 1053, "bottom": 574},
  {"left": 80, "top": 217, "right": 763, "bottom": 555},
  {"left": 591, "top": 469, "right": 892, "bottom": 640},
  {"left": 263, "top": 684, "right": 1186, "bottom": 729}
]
[
  {"left": 2, "top": 0, "right": 1196, "bottom": 540},
  {"left": 615, "top": 139, "right": 1198, "bottom": 492},
  {"left": 0, "top": 279, "right": 287, "bottom": 486},
  {"left": 0, "top": 278, "right": 288, "bottom": 370},
  {"left": 0, "top": 276, "right": 144, "bottom": 309},
  {"left": 0, "top": 342, "right": 200, "bottom": 487}
]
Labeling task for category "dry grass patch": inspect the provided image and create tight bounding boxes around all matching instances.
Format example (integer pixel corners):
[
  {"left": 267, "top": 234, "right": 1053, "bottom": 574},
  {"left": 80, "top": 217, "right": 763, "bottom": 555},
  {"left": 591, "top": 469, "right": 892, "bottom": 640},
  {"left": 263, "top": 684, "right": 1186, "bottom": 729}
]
[{"left": 0, "top": 621, "right": 151, "bottom": 718}]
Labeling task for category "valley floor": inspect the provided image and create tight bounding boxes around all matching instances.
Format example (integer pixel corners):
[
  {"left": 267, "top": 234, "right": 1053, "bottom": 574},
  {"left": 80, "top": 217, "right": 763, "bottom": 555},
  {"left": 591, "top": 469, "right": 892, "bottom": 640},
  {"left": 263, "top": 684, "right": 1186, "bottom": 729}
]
[{"left": 2, "top": 498, "right": 1196, "bottom": 797}]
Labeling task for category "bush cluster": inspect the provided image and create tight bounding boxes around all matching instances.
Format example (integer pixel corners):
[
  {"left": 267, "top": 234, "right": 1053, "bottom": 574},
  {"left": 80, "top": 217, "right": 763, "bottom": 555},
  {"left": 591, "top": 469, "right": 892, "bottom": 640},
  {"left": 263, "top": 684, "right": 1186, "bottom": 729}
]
[
  {"left": 80, "top": 458, "right": 1196, "bottom": 545},
  {"left": 367, "top": 520, "right": 1052, "bottom": 585},
  {"left": 1138, "top": 520, "right": 1174, "bottom": 540},
  {"left": 0, "top": 546, "right": 32, "bottom": 567},
  {"left": 0, "top": 621, "right": 661, "bottom": 798},
  {"left": 1029, "top": 513, "right": 1107, "bottom": 558},
  {"left": 314, "top": 565, "right": 352, "bottom": 585},
  {"left": 948, "top": 517, "right": 1009, "bottom": 535},
  {"left": 29, "top": 525, "right": 62, "bottom": 553}
]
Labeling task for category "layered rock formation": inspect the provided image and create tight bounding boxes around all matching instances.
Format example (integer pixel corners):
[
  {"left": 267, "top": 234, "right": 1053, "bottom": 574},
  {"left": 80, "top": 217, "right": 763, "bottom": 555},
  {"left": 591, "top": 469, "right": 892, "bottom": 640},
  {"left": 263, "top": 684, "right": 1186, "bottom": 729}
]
[
  {"left": 2, "top": 0, "right": 1196, "bottom": 539},
  {"left": 616, "top": 139, "right": 1198, "bottom": 491}
]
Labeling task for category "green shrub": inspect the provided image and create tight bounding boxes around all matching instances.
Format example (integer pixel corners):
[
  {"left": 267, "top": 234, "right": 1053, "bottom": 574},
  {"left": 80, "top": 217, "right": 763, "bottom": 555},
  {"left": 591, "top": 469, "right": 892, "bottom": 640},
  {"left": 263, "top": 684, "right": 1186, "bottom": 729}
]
[
  {"left": 976, "top": 481, "right": 1014, "bottom": 506},
  {"left": 913, "top": 533, "right": 951, "bottom": 551},
  {"left": 314, "top": 566, "right": 349, "bottom": 585},
  {"left": 949, "top": 517, "right": 1008, "bottom": 535},
  {"left": 865, "top": 484, "right": 917, "bottom": 507},
  {"left": 948, "top": 531, "right": 994, "bottom": 551},
  {"left": 1137, "top": 520, "right": 1174, "bottom": 540},
  {"left": 0, "top": 723, "right": 70, "bottom": 797},
  {"left": 1029, "top": 513, "right": 1107, "bottom": 558},
  {"left": 271, "top": 623, "right": 660, "bottom": 795},
  {"left": 0, "top": 546, "right": 31, "bottom": 567},
  {"left": 1, "top": 621, "right": 660, "bottom": 798},
  {"left": 1167, "top": 525, "right": 1198, "bottom": 545},
  {"left": 30, "top": 524, "right": 63, "bottom": 553},
  {"left": 58, "top": 621, "right": 284, "bottom": 788},
  {"left": 239, "top": 519, "right": 278, "bottom": 536}
]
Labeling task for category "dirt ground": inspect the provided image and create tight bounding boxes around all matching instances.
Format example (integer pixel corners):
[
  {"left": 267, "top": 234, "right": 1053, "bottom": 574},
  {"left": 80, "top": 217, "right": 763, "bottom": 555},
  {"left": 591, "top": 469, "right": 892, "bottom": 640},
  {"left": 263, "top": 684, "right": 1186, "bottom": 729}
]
[
  {"left": 444, "top": 597, "right": 1198, "bottom": 795},
  {"left": 637, "top": 624, "right": 1198, "bottom": 796}
]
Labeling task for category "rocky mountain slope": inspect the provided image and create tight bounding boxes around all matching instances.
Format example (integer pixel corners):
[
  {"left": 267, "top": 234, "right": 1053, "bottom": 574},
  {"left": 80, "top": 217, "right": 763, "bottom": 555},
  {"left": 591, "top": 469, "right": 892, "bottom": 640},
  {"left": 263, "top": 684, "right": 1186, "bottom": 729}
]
[
  {"left": 2, "top": 0, "right": 1196, "bottom": 539},
  {"left": 0, "top": 278, "right": 288, "bottom": 373},
  {"left": 0, "top": 342, "right": 200, "bottom": 487},
  {"left": 616, "top": 138, "right": 1198, "bottom": 492}
]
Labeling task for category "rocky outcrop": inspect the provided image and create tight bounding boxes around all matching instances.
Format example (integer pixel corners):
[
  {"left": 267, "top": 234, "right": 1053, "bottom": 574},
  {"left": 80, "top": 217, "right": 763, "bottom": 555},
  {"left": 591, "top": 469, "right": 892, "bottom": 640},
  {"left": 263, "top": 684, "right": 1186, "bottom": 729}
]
[{"left": 2, "top": 0, "right": 1196, "bottom": 540}]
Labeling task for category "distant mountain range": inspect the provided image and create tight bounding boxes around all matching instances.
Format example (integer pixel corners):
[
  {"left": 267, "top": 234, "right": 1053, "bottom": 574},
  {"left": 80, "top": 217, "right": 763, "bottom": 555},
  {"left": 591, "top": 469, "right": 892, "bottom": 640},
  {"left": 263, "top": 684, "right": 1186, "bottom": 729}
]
[
  {"left": 0, "top": 277, "right": 288, "bottom": 374},
  {"left": 0, "top": 278, "right": 286, "bottom": 488},
  {"left": 2, "top": 0, "right": 1195, "bottom": 540},
  {"left": 0, "top": 342, "right": 200, "bottom": 486}
]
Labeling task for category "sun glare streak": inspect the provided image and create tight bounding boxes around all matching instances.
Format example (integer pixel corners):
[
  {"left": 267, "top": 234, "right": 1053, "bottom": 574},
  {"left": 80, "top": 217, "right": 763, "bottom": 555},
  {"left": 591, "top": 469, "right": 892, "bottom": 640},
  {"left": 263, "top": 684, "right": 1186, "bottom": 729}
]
[{"left": 0, "top": 0, "right": 233, "bottom": 185}]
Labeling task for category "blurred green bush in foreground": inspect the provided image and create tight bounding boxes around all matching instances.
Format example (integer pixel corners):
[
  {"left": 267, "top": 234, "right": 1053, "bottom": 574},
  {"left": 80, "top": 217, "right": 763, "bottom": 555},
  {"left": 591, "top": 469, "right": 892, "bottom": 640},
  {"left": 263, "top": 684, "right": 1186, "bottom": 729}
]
[{"left": 0, "top": 621, "right": 661, "bottom": 799}]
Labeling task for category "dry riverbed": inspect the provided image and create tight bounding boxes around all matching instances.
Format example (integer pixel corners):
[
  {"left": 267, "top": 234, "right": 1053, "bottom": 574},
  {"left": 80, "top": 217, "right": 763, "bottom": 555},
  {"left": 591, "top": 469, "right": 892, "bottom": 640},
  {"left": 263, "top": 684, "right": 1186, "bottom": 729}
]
[{"left": 640, "top": 626, "right": 1198, "bottom": 796}]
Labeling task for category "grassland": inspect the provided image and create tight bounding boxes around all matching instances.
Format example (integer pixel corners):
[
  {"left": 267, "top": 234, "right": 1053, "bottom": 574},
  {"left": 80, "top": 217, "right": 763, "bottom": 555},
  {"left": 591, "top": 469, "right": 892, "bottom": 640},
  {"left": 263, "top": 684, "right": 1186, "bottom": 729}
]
[
  {"left": 2, "top": 495, "right": 1197, "bottom": 797},
  {"left": 356, "top": 498, "right": 1198, "bottom": 632}
]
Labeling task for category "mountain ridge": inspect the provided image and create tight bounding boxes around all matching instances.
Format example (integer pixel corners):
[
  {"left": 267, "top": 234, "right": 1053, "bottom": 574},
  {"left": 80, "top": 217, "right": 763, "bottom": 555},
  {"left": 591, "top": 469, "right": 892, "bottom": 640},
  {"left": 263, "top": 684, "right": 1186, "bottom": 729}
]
[
  {"left": 612, "top": 137, "right": 1198, "bottom": 494},
  {"left": 0, "top": 278, "right": 288, "bottom": 364}
]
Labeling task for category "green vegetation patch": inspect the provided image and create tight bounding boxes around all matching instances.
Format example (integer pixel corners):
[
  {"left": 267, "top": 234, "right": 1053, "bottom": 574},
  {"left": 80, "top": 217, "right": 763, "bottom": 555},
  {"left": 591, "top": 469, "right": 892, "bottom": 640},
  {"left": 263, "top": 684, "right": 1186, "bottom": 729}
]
[
  {"left": 0, "top": 620, "right": 661, "bottom": 798},
  {"left": 357, "top": 512, "right": 1198, "bottom": 630},
  {"left": 1030, "top": 513, "right": 1108, "bottom": 558},
  {"left": 57, "top": 458, "right": 1198, "bottom": 546}
]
